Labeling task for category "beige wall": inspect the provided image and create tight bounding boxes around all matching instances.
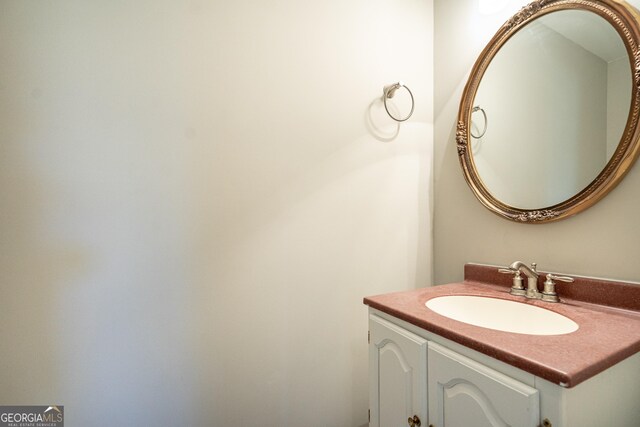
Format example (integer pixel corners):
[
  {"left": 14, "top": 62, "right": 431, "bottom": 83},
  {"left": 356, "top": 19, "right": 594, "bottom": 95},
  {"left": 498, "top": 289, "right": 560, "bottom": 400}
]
[
  {"left": 0, "top": 1, "right": 433, "bottom": 425},
  {"left": 434, "top": 0, "right": 640, "bottom": 285}
]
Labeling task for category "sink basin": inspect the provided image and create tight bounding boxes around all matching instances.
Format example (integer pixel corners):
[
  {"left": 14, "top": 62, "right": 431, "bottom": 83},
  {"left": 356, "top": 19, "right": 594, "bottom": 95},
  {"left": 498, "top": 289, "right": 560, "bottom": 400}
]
[{"left": 425, "top": 295, "right": 579, "bottom": 335}]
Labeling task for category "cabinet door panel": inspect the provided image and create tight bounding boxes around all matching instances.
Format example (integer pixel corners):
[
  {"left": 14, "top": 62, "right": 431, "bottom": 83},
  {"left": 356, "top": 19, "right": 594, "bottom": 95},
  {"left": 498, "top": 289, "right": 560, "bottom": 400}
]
[
  {"left": 369, "top": 315, "right": 427, "bottom": 427},
  {"left": 428, "top": 342, "right": 539, "bottom": 427}
]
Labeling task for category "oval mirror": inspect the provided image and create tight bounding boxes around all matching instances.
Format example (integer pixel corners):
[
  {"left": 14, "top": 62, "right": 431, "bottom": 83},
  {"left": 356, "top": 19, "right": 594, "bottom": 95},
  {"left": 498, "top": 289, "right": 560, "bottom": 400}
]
[{"left": 457, "top": 0, "right": 640, "bottom": 223}]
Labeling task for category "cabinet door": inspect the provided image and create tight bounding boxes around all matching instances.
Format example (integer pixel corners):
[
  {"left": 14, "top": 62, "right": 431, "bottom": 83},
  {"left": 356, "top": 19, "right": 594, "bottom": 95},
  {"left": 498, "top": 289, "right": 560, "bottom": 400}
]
[
  {"left": 369, "top": 315, "right": 427, "bottom": 427},
  {"left": 428, "top": 342, "right": 539, "bottom": 427}
]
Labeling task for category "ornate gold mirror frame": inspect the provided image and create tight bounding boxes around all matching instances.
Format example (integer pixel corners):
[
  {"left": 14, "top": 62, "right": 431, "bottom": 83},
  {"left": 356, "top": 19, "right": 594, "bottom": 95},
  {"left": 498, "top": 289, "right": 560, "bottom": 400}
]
[{"left": 458, "top": 0, "right": 640, "bottom": 223}]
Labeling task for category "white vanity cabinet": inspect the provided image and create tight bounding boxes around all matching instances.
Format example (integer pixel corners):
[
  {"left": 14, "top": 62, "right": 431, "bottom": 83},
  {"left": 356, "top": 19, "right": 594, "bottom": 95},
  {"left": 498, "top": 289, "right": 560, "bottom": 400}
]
[
  {"left": 368, "top": 310, "right": 640, "bottom": 427},
  {"left": 369, "top": 314, "right": 427, "bottom": 427},
  {"left": 369, "top": 314, "right": 538, "bottom": 427},
  {"left": 428, "top": 342, "right": 539, "bottom": 427}
]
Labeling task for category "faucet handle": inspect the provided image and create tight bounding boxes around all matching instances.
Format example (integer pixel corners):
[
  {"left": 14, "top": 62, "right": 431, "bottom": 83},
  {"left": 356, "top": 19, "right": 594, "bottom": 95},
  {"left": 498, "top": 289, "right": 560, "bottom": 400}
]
[
  {"left": 498, "top": 267, "right": 526, "bottom": 296},
  {"left": 546, "top": 273, "right": 574, "bottom": 283},
  {"left": 541, "top": 273, "right": 574, "bottom": 303}
]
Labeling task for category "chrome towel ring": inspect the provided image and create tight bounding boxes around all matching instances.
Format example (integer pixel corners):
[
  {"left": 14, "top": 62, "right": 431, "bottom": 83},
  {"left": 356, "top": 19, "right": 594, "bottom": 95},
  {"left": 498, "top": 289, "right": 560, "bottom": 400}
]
[
  {"left": 383, "top": 82, "right": 414, "bottom": 122},
  {"left": 471, "top": 105, "right": 487, "bottom": 138}
]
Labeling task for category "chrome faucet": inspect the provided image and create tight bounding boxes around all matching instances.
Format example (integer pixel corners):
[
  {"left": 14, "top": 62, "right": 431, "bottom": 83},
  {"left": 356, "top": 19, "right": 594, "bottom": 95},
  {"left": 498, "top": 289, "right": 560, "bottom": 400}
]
[
  {"left": 499, "top": 261, "right": 538, "bottom": 297},
  {"left": 509, "top": 261, "right": 540, "bottom": 299},
  {"left": 499, "top": 261, "right": 574, "bottom": 303}
]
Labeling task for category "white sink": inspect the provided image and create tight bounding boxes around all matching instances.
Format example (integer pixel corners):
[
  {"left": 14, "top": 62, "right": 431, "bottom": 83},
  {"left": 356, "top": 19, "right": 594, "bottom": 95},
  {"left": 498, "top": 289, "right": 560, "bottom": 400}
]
[{"left": 425, "top": 295, "right": 579, "bottom": 335}]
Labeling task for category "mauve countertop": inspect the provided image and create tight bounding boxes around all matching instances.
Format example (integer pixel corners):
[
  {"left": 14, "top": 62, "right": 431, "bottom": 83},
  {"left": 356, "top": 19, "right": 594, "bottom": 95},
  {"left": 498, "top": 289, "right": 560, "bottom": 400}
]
[{"left": 363, "top": 264, "right": 640, "bottom": 388}]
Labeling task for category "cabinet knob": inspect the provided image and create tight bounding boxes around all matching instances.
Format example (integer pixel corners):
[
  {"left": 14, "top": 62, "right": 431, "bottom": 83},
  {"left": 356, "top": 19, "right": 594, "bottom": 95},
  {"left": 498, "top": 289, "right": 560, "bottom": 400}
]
[{"left": 407, "top": 415, "right": 421, "bottom": 427}]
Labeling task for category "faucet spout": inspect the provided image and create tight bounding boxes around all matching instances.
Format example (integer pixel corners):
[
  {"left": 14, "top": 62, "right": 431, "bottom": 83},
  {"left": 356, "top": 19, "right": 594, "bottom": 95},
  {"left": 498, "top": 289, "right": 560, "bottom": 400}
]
[
  {"left": 509, "top": 261, "right": 540, "bottom": 299},
  {"left": 509, "top": 261, "right": 538, "bottom": 279}
]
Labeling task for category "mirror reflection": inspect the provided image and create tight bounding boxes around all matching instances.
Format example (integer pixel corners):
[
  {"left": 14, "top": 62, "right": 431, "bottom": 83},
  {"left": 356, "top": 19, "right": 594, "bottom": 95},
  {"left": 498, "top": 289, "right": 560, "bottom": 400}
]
[{"left": 472, "top": 9, "right": 631, "bottom": 209}]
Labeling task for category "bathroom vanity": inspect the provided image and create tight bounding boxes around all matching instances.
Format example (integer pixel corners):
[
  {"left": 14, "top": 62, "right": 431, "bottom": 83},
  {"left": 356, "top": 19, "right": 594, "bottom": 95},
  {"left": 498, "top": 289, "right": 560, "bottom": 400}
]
[
  {"left": 364, "top": 264, "right": 640, "bottom": 427},
  {"left": 373, "top": 1, "right": 640, "bottom": 424}
]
